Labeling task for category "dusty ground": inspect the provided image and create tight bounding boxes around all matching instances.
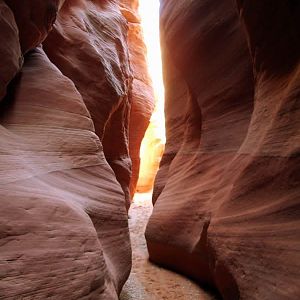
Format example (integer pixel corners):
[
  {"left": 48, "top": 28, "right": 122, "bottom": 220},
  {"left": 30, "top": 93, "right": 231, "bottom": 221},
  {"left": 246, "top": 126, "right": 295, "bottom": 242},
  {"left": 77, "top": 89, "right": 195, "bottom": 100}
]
[{"left": 120, "top": 193, "right": 216, "bottom": 300}]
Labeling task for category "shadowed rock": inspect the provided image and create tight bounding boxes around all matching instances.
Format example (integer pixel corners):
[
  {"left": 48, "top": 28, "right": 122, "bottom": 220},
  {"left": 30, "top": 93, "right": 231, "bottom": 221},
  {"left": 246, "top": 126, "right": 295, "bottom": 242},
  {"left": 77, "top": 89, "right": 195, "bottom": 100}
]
[{"left": 146, "top": 0, "right": 300, "bottom": 299}]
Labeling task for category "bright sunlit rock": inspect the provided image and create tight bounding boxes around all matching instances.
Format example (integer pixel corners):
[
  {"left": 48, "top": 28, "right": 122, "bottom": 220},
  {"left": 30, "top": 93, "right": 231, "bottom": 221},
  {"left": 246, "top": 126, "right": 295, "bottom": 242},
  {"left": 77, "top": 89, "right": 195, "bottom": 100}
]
[
  {"left": 138, "top": 0, "right": 165, "bottom": 135},
  {"left": 137, "top": 0, "right": 165, "bottom": 192}
]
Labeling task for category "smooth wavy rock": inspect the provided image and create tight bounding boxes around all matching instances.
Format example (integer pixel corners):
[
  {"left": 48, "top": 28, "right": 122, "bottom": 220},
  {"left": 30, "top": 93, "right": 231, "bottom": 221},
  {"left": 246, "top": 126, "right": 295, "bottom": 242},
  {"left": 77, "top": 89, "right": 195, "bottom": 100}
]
[
  {"left": 0, "top": 0, "right": 145, "bottom": 298},
  {"left": 120, "top": 0, "right": 155, "bottom": 198},
  {"left": 0, "top": 46, "right": 131, "bottom": 299},
  {"left": 146, "top": 0, "right": 300, "bottom": 299},
  {"left": 43, "top": 0, "right": 134, "bottom": 208}
]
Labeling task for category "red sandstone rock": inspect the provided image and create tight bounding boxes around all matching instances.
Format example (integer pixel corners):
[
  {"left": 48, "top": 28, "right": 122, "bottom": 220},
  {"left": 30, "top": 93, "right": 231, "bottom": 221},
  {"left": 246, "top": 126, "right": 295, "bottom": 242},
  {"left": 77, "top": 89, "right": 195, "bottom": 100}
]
[
  {"left": 0, "top": 0, "right": 22, "bottom": 101},
  {"left": 146, "top": 0, "right": 300, "bottom": 299},
  {"left": 120, "top": 0, "right": 155, "bottom": 198},
  {"left": 120, "top": 0, "right": 139, "bottom": 13},
  {"left": 128, "top": 78, "right": 155, "bottom": 197},
  {"left": 43, "top": 0, "right": 133, "bottom": 208},
  {"left": 152, "top": 54, "right": 189, "bottom": 203},
  {"left": 4, "top": 0, "right": 63, "bottom": 53},
  {"left": 0, "top": 0, "right": 155, "bottom": 297},
  {"left": 0, "top": 0, "right": 154, "bottom": 296},
  {"left": 42, "top": 0, "right": 154, "bottom": 209},
  {"left": 0, "top": 47, "right": 131, "bottom": 299}
]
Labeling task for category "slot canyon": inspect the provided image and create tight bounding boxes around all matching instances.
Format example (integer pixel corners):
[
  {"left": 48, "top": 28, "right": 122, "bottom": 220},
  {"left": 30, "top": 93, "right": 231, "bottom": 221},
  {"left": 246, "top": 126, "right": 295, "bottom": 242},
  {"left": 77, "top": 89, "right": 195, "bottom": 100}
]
[{"left": 0, "top": 0, "right": 299, "bottom": 299}]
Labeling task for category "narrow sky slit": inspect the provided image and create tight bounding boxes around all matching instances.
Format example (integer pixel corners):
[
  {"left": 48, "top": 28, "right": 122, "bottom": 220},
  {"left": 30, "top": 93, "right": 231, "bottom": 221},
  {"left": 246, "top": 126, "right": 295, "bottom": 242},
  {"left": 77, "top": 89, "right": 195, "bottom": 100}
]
[{"left": 136, "top": 0, "right": 166, "bottom": 192}]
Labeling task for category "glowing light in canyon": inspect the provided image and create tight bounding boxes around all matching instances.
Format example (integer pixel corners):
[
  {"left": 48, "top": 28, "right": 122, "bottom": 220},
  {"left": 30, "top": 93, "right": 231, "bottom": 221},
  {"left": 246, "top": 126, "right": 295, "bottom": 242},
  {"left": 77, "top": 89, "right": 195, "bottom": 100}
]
[
  {"left": 137, "top": 0, "right": 165, "bottom": 192},
  {"left": 139, "top": 0, "right": 165, "bottom": 130}
]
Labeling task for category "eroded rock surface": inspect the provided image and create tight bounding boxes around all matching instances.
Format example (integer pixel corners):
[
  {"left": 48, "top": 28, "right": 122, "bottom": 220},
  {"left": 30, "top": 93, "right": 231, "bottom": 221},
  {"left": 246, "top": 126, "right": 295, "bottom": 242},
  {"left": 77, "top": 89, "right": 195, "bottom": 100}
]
[
  {"left": 121, "top": 193, "right": 215, "bottom": 300},
  {"left": 0, "top": 0, "right": 22, "bottom": 101},
  {"left": 120, "top": 0, "right": 155, "bottom": 199},
  {"left": 0, "top": 46, "right": 131, "bottom": 299},
  {"left": 4, "top": 0, "right": 63, "bottom": 53},
  {"left": 43, "top": 0, "right": 133, "bottom": 209},
  {"left": 0, "top": 0, "right": 152, "bottom": 298},
  {"left": 146, "top": 1, "right": 300, "bottom": 299}
]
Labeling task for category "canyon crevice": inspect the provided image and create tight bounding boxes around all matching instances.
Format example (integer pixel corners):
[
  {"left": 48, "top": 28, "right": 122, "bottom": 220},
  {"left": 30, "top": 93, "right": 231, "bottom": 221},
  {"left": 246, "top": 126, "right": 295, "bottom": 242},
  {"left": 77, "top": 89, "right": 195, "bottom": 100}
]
[{"left": 0, "top": 0, "right": 299, "bottom": 299}]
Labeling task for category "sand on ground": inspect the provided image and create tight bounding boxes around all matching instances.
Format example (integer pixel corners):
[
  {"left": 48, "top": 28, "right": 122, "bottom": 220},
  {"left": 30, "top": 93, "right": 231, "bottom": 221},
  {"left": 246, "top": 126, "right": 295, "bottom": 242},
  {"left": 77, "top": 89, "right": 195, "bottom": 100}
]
[{"left": 120, "top": 192, "right": 216, "bottom": 300}]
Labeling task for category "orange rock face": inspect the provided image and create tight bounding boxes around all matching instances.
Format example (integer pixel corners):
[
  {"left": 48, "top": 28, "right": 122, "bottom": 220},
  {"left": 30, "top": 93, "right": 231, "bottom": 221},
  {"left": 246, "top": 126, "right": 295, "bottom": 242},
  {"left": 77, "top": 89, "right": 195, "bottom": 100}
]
[
  {"left": 120, "top": 0, "right": 155, "bottom": 198},
  {"left": 146, "top": 1, "right": 300, "bottom": 299},
  {"left": 137, "top": 122, "right": 165, "bottom": 193},
  {"left": 0, "top": 0, "right": 152, "bottom": 298}
]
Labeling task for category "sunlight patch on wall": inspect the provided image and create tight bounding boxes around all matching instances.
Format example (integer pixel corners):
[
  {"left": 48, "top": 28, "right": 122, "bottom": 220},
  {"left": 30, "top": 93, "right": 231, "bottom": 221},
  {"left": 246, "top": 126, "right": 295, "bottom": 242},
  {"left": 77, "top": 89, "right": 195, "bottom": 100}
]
[{"left": 137, "top": 0, "right": 165, "bottom": 192}]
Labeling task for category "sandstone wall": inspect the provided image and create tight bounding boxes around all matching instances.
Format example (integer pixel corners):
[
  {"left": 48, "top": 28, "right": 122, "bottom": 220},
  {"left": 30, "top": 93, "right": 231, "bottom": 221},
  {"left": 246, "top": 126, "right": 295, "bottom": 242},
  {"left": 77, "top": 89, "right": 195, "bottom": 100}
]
[
  {"left": 146, "top": 1, "right": 300, "bottom": 299},
  {"left": 0, "top": 1, "right": 22, "bottom": 101},
  {"left": 120, "top": 0, "right": 155, "bottom": 198},
  {"left": 0, "top": 0, "right": 152, "bottom": 298}
]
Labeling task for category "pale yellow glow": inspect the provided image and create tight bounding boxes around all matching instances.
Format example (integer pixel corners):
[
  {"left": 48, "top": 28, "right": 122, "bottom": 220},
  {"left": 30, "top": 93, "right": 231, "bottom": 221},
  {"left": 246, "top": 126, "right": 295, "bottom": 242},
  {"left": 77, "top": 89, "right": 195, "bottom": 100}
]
[
  {"left": 136, "top": 0, "right": 165, "bottom": 192},
  {"left": 138, "top": 0, "right": 165, "bottom": 142}
]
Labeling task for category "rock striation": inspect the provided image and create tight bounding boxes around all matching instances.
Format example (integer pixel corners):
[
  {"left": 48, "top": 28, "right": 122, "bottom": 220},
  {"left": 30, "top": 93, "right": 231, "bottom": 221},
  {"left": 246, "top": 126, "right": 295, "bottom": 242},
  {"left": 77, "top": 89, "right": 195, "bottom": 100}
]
[
  {"left": 0, "top": 0, "right": 153, "bottom": 298},
  {"left": 120, "top": 0, "right": 155, "bottom": 199},
  {"left": 43, "top": 0, "right": 133, "bottom": 208},
  {"left": 146, "top": 1, "right": 300, "bottom": 299},
  {"left": 0, "top": 46, "right": 131, "bottom": 299},
  {"left": 0, "top": 0, "right": 22, "bottom": 101}
]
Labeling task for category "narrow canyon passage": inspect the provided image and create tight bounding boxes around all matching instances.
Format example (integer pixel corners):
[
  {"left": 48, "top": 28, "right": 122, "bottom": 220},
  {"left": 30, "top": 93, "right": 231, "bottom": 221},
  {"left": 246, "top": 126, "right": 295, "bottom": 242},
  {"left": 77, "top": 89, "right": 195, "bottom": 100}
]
[
  {"left": 0, "top": 0, "right": 299, "bottom": 299},
  {"left": 120, "top": 193, "right": 216, "bottom": 300}
]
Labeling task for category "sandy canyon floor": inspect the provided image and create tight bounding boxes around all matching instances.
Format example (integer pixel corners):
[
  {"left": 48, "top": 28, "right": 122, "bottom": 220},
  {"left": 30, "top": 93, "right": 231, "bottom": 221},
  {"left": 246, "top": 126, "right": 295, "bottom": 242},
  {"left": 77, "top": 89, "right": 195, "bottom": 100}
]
[{"left": 120, "top": 193, "right": 216, "bottom": 300}]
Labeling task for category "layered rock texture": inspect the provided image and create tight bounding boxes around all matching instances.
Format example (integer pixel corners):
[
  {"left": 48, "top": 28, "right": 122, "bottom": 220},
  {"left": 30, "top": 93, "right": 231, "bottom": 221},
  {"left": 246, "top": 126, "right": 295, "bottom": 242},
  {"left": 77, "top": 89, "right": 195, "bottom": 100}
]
[
  {"left": 120, "top": 0, "right": 155, "bottom": 198},
  {"left": 0, "top": 1, "right": 22, "bottom": 101},
  {"left": 146, "top": 1, "right": 300, "bottom": 299},
  {"left": 0, "top": 0, "right": 152, "bottom": 298}
]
